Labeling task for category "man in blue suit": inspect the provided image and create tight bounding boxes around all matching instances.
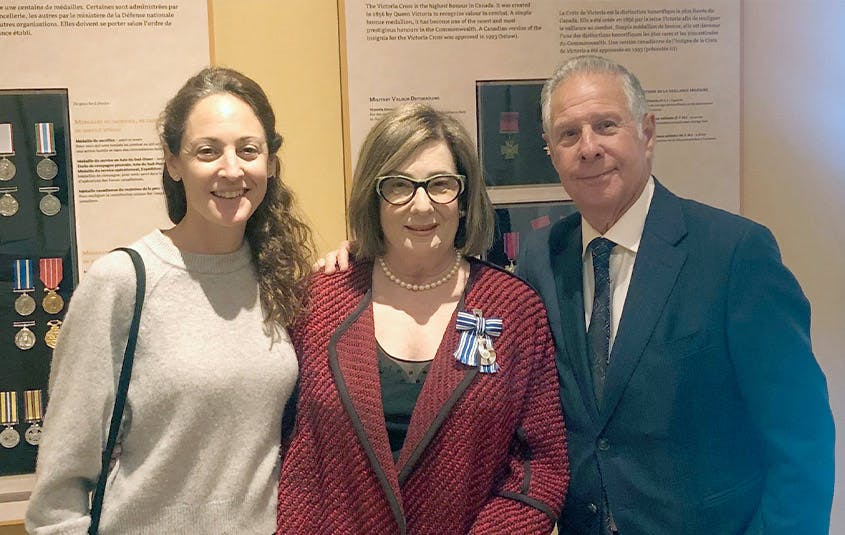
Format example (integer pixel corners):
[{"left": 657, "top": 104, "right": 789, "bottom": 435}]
[{"left": 519, "top": 55, "right": 835, "bottom": 534}]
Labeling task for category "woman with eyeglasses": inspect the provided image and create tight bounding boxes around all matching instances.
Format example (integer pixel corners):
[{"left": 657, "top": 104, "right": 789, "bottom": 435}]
[{"left": 277, "top": 103, "right": 569, "bottom": 534}]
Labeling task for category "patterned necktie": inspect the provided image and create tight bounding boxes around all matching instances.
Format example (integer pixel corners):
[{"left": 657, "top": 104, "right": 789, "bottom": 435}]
[{"left": 587, "top": 237, "right": 615, "bottom": 405}]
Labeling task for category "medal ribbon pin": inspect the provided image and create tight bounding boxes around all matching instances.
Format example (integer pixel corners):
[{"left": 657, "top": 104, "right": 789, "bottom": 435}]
[{"left": 453, "top": 308, "right": 503, "bottom": 374}]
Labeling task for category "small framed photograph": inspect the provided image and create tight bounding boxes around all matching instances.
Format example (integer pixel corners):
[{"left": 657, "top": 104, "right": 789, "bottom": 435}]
[{"left": 476, "top": 79, "right": 569, "bottom": 204}]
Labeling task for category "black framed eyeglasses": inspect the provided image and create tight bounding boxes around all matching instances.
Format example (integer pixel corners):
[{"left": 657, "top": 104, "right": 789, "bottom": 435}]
[{"left": 375, "top": 174, "right": 465, "bottom": 205}]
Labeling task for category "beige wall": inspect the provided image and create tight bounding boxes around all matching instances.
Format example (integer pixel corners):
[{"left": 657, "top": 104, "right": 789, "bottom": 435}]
[
  {"left": 210, "top": 0, "right": 347, "bottom": 256},
  {"left": 743, "top": 1, "right": 844, "bottom": 529}
]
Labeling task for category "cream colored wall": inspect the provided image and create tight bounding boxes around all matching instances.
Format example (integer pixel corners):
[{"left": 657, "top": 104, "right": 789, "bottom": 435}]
[
  {"left": 743, "top": 2, "right": 844, "bottom": 530},
  {"left": 210, "top": 0, "right": 347, "bottom": 256}
]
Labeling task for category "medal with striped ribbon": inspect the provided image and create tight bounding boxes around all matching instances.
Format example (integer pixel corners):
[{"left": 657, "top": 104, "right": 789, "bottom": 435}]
[
  {"left": 35, "top": 122, "right": 58, "bottom": 180},
  {"left": 503, "top": 232, "right": 520, "bottom": 272},
  {"left": 40, "top": 257, "right": 64, "bottom": 314},
  {"left": 0, "top": 391, "right": 20, "bottom": 448},
  {"left": 13, "top": 259, "right": 36, "bottom": 316},
  {"left": 0, "top": 123, "right": 16, "bottom": 181},
  {"left": 24, "top": 389, "right": 45, "bottom": 446},
  {"left": 453, "top": 308, "right": 503, "bottom": 373}
]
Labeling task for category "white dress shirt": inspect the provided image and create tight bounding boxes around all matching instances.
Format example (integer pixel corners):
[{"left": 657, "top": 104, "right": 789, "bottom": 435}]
[{"left": 582, "top": 176, "right": 655, "bottom": 352}]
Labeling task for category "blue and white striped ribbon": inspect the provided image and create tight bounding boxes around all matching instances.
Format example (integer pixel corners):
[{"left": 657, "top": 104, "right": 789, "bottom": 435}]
[
  {"left": 453, "top": 310, "right": 503, "bottom": 373},
  {"left": 13, "top": 259, "right": 33, "bottom": 291},
  {"left": 35, "top": 123, "right": 54, "bottom": 155}
]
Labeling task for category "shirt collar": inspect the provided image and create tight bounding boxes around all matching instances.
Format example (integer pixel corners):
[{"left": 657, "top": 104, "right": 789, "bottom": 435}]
[{"left": 582, "top": 175, "right": 655, "bottom": 257}]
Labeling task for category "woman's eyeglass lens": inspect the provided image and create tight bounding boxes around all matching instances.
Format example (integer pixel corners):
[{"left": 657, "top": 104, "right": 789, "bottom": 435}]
[{"left": 376, "top": 174, "right": 465, "bottom": 205}]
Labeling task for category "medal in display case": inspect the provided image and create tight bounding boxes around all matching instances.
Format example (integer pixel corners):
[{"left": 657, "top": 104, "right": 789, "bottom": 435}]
[{"left": 0, "top": 89, "right": 79, "bottom": 476}]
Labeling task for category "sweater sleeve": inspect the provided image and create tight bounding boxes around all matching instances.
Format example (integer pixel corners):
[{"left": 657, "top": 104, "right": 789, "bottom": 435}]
[
  {"left": 25, "top": 252, "right": 139, "bottom": 535},
  {"left": 468, "top": 300, "right": 570, "bottom": 534}
]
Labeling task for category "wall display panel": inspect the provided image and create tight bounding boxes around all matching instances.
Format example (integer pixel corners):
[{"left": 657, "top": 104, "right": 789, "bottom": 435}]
[
  {"left": 476, "top": 79, "right": 562, "bottom": 201},
  {"left": 341, "top": 0, "right": 740, "bottom": 210},
  {"left": 485, "top": 200, "right": 578, "bottom": 270},
  {"left": 0, "top": 90, "right": 77, "bottom": 477},
  {"left": 0, "top": 0, "right": 210, "bottom": 273}
]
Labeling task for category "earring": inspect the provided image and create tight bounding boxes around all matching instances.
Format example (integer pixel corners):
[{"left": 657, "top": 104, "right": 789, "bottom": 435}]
[{"left": 459, "top": 209, "right": 466, "bottom": 217}]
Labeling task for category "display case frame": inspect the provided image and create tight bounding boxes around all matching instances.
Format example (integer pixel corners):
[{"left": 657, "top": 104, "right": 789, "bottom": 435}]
[
  {"left": 476, "top": 79, "right": 570, "bottom": 204},
  {"left": 0, "top": 89, "right": 78, "bottom": 477}
]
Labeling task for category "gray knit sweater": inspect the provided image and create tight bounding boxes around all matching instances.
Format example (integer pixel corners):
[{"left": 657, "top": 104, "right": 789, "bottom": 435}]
[{"left": 25, "top": 230, "right": 298, "bottom": 534}]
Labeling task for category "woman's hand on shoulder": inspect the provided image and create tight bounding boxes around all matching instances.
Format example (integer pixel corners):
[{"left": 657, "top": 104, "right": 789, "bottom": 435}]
[{"left": 313, "top": 240, "right": 352, "bottom": 274}]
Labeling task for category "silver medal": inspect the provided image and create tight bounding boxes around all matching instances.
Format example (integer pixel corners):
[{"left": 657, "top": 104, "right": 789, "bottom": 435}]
[
  {"left": 25, "top": 423, "right": 42, "bottom": 446},
  {"left": 15, "top": 326, "right": 36, "bottom": 350},
  {"left": 39, "top": 192, "right": 61, "bottom": 216},
  {"left": 36, "top": 157, "right": 58, "bottom": 180},
  {"left": 22, "top": 390, "right": 44, "bottom": 446},
  {"left": 0, "top": 427, "right": 20, "bottom": 449},
  {"left": 14, "top": 293, "right": 36, "bottom": 316},
  {"left": 478, "top": 336, "right": 496, "bottom": 366},
  {"left": 0, "top": 157, "right": 15, "bottom": 181},
  {"left": 478, "top": 336, "right": 497, "bottom": 366},
  {"left": 0, "top": 192, "right": 18, "bottom": 216}
]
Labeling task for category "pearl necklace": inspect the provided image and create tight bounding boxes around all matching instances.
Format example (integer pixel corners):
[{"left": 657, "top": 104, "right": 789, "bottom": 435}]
[{"left": 378, "top": 250, "right": 462, "bottom": 291}]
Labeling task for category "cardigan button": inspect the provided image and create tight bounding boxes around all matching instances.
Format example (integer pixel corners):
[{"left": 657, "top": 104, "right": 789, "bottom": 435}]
[
  {"left": 587, "top": 502, "right": 599, "bottom": 514},
  {"left": 597, "top": 437, "right": 610, "bottom": 451}
]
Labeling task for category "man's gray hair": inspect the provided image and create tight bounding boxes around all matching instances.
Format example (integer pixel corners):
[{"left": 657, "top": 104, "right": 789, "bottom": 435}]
[{"left": 541, "top": 55, "right": 649, "bottom": 135}]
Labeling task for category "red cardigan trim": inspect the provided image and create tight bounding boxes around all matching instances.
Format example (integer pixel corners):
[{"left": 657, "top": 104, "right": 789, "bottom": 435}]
[
  {"left": 326, "top": 263, "right": 489, "bottom": 531},
  {"left": 327, "top": 286, "right": 407, "bottom": 533}
]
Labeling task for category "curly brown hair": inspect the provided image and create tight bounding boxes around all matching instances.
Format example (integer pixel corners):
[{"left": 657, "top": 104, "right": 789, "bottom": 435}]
[{"left": 159, "top": 67, "right": 314, "bottom": 328}]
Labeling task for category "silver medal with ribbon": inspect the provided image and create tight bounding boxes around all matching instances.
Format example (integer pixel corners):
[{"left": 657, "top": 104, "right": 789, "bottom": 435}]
[{"left": 453, "top": 308, "right": 503, "bottom": 373}]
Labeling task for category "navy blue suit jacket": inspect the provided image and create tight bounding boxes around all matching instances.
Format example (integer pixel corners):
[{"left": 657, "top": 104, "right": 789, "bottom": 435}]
[{"left": 520, "top": 180, "right": 835, "bottom": 534}]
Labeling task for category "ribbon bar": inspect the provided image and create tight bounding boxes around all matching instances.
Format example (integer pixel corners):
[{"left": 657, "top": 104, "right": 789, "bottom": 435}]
[
  {"left": 1, "top": 391, "right": 18, "bottom": 426},
  {"left": 0, "top": 124, "right": 13, "bottom": 155},
  {"left": 13, "top": 259, "right": 34, "bottom": 292},
  {"left": 499, "top": 111, "right": 520, "bottom": 134},
  {"left": 503, "top": 232, "right": 520, "bottom": 262},
  {"left": 35, "top": 122, "right": 55, "bottom": 155},
  {"left": 39, "top": 257, "right": 63, "bottom": 290},
  {"left": 24, "top": 390, "right": 44, "bottom": 422}
]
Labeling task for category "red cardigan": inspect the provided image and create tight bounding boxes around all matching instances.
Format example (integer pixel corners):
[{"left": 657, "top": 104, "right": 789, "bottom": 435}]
[{"left": 278, "top": 260, "right": 569, "bottom": 534}]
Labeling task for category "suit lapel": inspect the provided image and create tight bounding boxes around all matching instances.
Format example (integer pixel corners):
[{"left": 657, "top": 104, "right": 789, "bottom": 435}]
[
  {"left": 397, "top": 265, "right": 480, "bottom": 483},
  {"left": 329, "top": 286, "right": 405, "bottom": 532},
  {"left": 600, "top": 181, "right": 688, "bottom": 422},
  {"left": 550, "top": 216, "right": 601, "bottom": 422}
]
